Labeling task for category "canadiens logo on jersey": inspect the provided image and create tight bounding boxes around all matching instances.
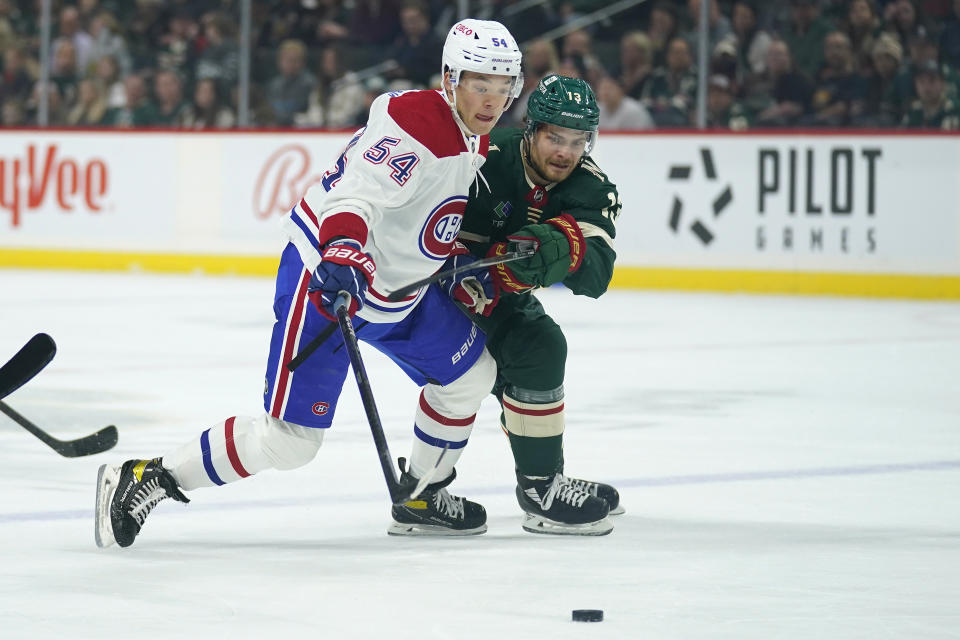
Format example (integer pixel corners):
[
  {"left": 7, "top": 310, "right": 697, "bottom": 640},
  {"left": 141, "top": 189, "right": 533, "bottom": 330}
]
[
  {"left": 312, "top": 402, "right": 330, "bottom": 416},
  {"left": 419, "top": 195, "right": 468, "bottom": 259}
]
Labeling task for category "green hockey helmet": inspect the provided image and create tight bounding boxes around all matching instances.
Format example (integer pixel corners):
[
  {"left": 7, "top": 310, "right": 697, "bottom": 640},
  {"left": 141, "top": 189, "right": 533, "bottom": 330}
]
[{"left": 525, "top": 74, "right": 599, "bottom": 153}]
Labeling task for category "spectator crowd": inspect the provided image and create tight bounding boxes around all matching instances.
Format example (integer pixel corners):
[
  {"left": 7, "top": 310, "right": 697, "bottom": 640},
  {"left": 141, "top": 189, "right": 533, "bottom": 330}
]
[{"left": 2, "top": 0, "right": 959, "bottom": 131}]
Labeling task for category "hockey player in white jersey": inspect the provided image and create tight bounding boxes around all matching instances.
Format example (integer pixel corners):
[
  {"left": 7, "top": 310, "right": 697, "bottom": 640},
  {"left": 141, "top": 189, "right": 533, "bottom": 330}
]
[{"left": 94, "top": 19, "right": 523, "bottom": 548}]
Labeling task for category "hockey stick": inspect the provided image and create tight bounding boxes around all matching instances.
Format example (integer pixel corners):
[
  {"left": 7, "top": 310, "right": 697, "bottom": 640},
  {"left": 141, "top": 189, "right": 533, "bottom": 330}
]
[
  {"left": 0, "top": 401, "right": 118, "bottom": 457},
  {"left": 285, "top": 321, "right": 339, "bottom": 372},
  {"left": 334, "top": 292, "right": 445, "bottom": 505},
  {"left": 386, "top": 239, "right": 537, "bottom": 302},
  {"left": 0, "top": 333, "right": 57, "bottom": 400}
]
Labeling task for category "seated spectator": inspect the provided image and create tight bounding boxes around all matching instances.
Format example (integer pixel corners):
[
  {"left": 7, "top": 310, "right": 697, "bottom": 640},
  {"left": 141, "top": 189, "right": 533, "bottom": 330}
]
[
  {"left": 562, "top": 29, "right": 603, "bottom": 86},
  {"left": 856, "top": 33, "right": 906, "bottom": 125},
  {"left": 53, "top": 5, "right": 93, "bottom": 75},
  {"left": 902, "top": 59, "right": 960, "bottom": 128},
  {"left": 705, "top": 74, "right": 751, "bottom": 129},
  {"left": 314, "top": 0, "right": 350, "bottom": 46},
  {"left": 647, "top": 1, "right": 680, "bottom": 68},
  {"left": 501, "top": 38, "right": 559, "bottom": 126},
  {"left": 883, "top": 0, "right": 929, "bottom": 49},
  {"left": 0, "top": 45, "right": 33, "bottom": 104},
  {"left": 180, "top": 78, "right": 235, "bottom": 129},
  {"left": 348, "top": 0, "right": 401, "bottom": 47},
  {"left": 26, "top": 82, "right": 67, "bottom": 125},
  {"left": 257, "top": 0, "right": 320, "bottom": 48},
  {"left": 386, "top": 0, "right": 442, "bottom": 88},
  {"left": 845, "top": 0, "right": 881, "bottom": 71},
  {"left": 618, "top": 31, "right": 654, "bottom": 100},
  {"left": 750, "top": 39, "right": 813, "bottom": 126},
  {"left": 641, "top": 37, "right": 698, "bottom": 127},
  {"left": 93, "top": 54, "right": 125, "bottom": 109},
  {"left": 154, "top": 69, "right": 187, "bottom": 126},
  {"left": 783, "top": 0, "right": 835, "bottom": 79},
  {"left": 682, "top": 0, "right": 734, "bottom": 61},
  {"left": 732, "top": 0, "right": 772, "bottom": 76},
  {"left": 66, "top": 78, "right": 107, "bottom": 126},
  {"left": 50, "top": 38, "right": 80, "bottom": 106},
  {"left": 296, "top": 45, "right": 365, "bottom": 128},
  {"left": 941, "top": 0, "right": 960, "bottom": 68},
  {"left": 196, "top": 12, "right": 240, "bottom": 100},
  {"left": 156, "top": 10, "right": 198, "bottom": 82},
  {"left": 101, "top": 73, "right": 158, "bottom": 127},
  {"left": 0, "top": 3, "right": 15, "bottom": 53},
  {"left": 266, "top": 38, "right": 316, "bottom": 126},
  {"left": 87, "top": 10, "right": 131, "bottom": 77},
  {"left": 2, "top": 98, "right": 26, "bottom": 126},
  {"left": 806, "top": 31, "right": 864, "bottom": 126},
  {"left": 597, "top": 74, "right": 654, "bottom": 130}
]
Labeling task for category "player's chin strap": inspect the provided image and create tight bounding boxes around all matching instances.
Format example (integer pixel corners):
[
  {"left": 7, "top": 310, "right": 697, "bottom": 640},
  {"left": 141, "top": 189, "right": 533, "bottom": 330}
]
[{"left": 443, "top": 83, "right": 492, "bottom": 196}]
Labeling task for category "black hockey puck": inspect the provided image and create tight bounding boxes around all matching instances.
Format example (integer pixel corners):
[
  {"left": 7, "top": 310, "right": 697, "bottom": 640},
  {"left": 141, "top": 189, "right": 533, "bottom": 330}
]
[{"left": 572, "top": 609, "right": 603, "bottom": 622}]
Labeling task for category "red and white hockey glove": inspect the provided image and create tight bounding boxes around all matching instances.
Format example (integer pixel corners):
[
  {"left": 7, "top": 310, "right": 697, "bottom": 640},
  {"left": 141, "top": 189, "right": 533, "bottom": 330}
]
[
  {"left": 437, "top": 242, "right": 500, "bottom": 316},
  {"left": 308, "top": 239, "right": 376, "bottom": 321}
]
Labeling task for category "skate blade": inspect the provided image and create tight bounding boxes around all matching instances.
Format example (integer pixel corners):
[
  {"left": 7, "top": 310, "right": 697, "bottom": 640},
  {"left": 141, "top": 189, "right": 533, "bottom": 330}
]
[
  {"left": 609, "top": 505, "right": 626, "bottom": 516},
  {"left": 386, "top": 521, "right": 488, "bottom": 537},
  {"left": 94, "top": 464, "right": 120, "bottom": 548},
  {"left": 521, "top": 513, "right": 613, "bottom": 536}
]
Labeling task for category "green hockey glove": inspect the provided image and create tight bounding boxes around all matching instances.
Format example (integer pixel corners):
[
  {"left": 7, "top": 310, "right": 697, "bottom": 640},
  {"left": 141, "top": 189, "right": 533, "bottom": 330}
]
[{"left": 490, "top": 214, "right": 586, "bottom": 290}]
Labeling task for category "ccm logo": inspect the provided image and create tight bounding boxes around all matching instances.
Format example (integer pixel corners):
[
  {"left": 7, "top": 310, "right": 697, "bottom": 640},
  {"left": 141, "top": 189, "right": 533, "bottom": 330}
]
[
  {"left": 455, "top": 23, "right": 473, "bottom": 35},
  {"left": 312, "top": 402, "right": 330, "bottom": 416}
]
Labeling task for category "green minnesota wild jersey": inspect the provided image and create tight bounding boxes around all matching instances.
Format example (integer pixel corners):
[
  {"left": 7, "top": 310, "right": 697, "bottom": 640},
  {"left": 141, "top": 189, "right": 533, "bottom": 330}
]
[{"left": 460, "top": 127, "right": 620, "bottom": 298}]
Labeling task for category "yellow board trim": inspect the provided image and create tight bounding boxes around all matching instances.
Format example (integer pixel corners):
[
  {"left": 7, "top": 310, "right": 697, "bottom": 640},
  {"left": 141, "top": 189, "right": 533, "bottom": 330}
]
[
  {"left": 0, "top": 248, "right": 278, "bottom": 277},
  {"left": 3, "top": 248, "right": 960, "bottom": 299},
  {"left": 611, "top": 266, "right": 960, "bottom": 300}
]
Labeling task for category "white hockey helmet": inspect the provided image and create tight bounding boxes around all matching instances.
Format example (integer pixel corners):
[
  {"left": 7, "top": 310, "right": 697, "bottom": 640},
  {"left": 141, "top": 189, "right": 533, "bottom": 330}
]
[{"left": 441, "top": 19, "right": 524, "bottom": 108}]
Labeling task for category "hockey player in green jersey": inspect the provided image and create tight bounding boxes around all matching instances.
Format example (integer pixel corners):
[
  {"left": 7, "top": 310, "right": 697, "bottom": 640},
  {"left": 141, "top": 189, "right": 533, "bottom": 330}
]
[{"left": 457, "top": 74, "right": 623, "bottom": 535}]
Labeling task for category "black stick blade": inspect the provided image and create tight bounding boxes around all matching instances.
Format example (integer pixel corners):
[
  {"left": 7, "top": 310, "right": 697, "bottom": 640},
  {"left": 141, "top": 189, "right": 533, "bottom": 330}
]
[
  {"left": 57, "top": 426, "right": 119, "bottom": 458},
  {"left": 0, "top": 334, "right": 57, "bottom": 399}
]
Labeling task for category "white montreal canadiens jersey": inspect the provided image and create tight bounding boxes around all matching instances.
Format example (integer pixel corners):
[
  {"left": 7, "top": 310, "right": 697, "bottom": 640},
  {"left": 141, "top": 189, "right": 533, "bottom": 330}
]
[{"left": 282, "top": 89, "right": 488, "bottom": 323}]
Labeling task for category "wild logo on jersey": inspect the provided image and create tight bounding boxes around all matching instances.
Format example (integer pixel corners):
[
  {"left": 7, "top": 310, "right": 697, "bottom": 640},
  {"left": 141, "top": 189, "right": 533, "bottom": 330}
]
[{"left": 420, "top": 195, "right": 468, "bottom": 259}]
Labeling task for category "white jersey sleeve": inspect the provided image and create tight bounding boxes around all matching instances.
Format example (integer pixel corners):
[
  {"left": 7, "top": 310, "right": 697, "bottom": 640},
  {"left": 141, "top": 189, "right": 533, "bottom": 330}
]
[{"left": 281, "top": 89, "right": 488, "bottom": 322}]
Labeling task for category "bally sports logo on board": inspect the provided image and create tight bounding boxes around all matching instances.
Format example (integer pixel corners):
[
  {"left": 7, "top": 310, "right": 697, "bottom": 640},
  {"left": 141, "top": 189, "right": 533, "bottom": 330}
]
[
  {"left": 0, "top": 144, "right": 109, "bottom": 228},
  {"left": 253, "top": 143, "right": 325, "bottom": 221},
  {"left": 666, "top": 143, "right": 882, "bottom": 255}
]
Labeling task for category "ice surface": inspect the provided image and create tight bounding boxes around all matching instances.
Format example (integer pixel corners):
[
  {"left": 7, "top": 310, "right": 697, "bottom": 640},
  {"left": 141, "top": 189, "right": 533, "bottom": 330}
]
[{"left": 1, "top": 270, "right": 958, "bottom": 639}]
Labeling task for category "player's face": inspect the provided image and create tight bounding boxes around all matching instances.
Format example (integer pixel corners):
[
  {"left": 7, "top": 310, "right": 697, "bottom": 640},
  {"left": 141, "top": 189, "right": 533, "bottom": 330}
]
[
  {"left": 528, "top": 124, "right": 590, "bottom": 183},
  {"left": 450, "top": 71, "right": 516, "bottom": 135}
]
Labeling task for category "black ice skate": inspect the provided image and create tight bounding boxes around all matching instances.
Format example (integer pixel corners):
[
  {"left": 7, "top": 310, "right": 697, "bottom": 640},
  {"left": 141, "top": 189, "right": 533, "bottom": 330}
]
[
  {"left": 95, "top": 458, "right": 189, "bottom": 548},
  {"left": 562, "top": 474, "right": 624, "bottom": 515},
  {"left": 388, "top": 459, "right": 487, "bottom": 536},
  {"left": 516, "top": 471, "right": 612, "bottom": 536}
]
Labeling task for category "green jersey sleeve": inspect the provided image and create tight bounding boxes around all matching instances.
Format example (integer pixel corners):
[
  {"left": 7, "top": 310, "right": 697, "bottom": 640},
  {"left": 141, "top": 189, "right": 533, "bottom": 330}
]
[{"left": 553, "top": 156, "right": 620, "bottom": 298}]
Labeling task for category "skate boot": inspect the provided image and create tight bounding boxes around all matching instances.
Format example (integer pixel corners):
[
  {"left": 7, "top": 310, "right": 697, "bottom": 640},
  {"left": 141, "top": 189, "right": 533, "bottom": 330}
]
[
  {"left": 561, "top": 474, "right": 624, "bottom": 515},
  {"left": 95, "top": 458, "right": 189, "bottom": 548},
  {"left": 388, "top": 459, "right": 487, "bottom": 536},
  {"left": 516, "top": 471, "right": 612, "bottom": 536}
]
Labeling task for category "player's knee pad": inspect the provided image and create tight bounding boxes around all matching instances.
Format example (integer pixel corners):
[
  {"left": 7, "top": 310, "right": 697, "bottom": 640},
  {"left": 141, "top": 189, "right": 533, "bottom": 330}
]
[
  {"left": 253, "top": 414, "right": 324, "bottom": 471},
  {"left": 502, "top": 384, "right": 565, "bottom": 438}
]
